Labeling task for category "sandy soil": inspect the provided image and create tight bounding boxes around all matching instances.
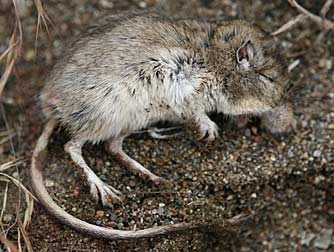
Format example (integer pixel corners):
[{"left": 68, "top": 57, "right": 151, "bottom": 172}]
[{"left": 0, "top": 0, "right": 333, "bottom": 251}]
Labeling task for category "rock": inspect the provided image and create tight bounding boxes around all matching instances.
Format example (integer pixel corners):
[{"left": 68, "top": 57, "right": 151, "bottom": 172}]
[
  {"left": 96, "top": 210, "right": 104, "bottom": 217},
  {"left": 245, "top": 129, "right": 251, "bottom": 137},
  {"left": 73, "top": 188, "right": 80, "bottom": 198},
  {"left": 313, "top": 150, "right": 321, "bottom": 157},
  {"left": 288, "top": 149, "right": 295, "bottom": 158},
  {"left": 45, "top": 179, "right": 55, "bottom": 187},
  {"left": 129, "top": 180, "right": 136, "bottom": 187},
  {"left": 25, "top": 50, "right": 35, "bottom": 61},
  {"left": 139, "top": 1, "right": 147, "bottom": 8},
  {"left": 3, "top": 214, "right": 13, "bottom": 223},
  {"left": 314, "top": 228, "right": 333, "bottom": 249},
  {"left": 158, "top": 207, "right": 164, "bottom": 215},
  {"left": 251, "top": 126, "right": 258, "bottom": 134},
  {"left": 301, "top": 232, "right": 315, "bottom": 246}
]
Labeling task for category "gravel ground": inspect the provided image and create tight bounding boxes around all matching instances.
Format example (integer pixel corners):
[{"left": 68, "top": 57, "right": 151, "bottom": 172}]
[{"left": 0, "top": 0, "right": 333, "bottom": 251}]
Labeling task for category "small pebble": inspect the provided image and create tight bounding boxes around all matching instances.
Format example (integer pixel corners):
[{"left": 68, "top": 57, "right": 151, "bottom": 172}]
[
  {"left": 226, "top": 195, "right": 233, "bottom": 201},
  {"left": 3, "top": 214, "right": 13, "bottom": 223},
  {"left": 313, "top": 150, "right": 321, "bottom": 157},
  {"left": 139, "top": 1, "right": 147, "bottom": 8},
  {"left": 129, "top": 180, "right": 136, "bottom": 187},
  {"left": 96, "top": 210, "right": 104, "bottom": 217},
  {"left": 328, "top": 124, "right": 334, "bottom": 130},
  {"left": 73, "top": 188, "right": 80, "bottom": 197},
  {"left": 12, "top": 172, "right": 19, "bottom": 178},
  {"left": 287, "top": 149, "right": 295, "bottom": 158},
  {"left": 301, "top": 232, "right": 315, "bottom": 246},
  {"left": 45, "top": 179, "right": 55, "bottom": 187},
  {"left": 314, "top": 228, "right": 333, "bottom": 249},
  {"left": 251, "top": 126, "right": 258, "bottom": 134},
  {"left": 254, "top": 136, "right": 263, "bottom": 143},
  {"left": 157, "top": 207, "right": 164, "bottom": 215},
  {"left": 245, "top": 129, "right": 251, "bottom": 137}
]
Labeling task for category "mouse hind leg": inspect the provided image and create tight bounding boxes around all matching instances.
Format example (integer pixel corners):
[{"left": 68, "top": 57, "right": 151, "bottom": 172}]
[
  {"left": 65, "top": 138, "right": 123, "bottom": 207},
  {"left": 108, "top": 136, "right": 168, "bottom": 185}
]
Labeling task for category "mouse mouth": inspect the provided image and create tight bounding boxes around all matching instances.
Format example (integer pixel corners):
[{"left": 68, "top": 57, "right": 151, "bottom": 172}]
[{"left": 261, "top": 104, "right": 296, "bottom": 135}]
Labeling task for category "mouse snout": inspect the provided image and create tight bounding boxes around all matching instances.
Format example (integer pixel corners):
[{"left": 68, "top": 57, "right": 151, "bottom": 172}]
[
  {"left": 261, "top": 104, "right": 296, "bottom": 135},
  {"left": 285, "top": 116, "right": 297, "bottom": 133}
]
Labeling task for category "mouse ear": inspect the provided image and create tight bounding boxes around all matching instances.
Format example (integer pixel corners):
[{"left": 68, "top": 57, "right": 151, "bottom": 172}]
[{"left": 236, "top": 40, "right": 255, "bottom": 71}]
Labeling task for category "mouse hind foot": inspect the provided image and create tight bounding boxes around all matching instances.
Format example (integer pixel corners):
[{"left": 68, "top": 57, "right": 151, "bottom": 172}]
[
  {"left": 65, "top": 139, "right": 123, "bottom": 207},
  {"left": 108, "top": 136, "right": 169, "bottom": 186}
]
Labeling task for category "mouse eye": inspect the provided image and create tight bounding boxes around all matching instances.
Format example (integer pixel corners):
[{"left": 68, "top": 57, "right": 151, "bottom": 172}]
[{"left": 259, "top": 73, "right": 274, "bottom": 82}]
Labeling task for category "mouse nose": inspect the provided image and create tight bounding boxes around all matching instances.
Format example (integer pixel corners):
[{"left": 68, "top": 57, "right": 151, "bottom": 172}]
[
  {"left": 286, "top": 124, "right": 293, "bottom": 133},
  {"left": 286, "top": 118, "right": 297, "bottom": 133}
]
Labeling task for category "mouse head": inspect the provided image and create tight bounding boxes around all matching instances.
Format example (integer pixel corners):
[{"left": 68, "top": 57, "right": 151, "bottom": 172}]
[{"left": 209, "top": 21, "right": 296, "bottom": 133}]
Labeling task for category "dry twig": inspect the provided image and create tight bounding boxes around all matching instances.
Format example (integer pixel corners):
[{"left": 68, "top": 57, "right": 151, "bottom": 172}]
[
  {"left": 271, "top": 14, "right": 306, "bottom": 35},
  {"left": 0, "top": 233, "right": 19, "bottom": 252},
  {"left": 320, "top": 0, "right": 333, "bottom": 16},
  {"left": 272, "top": 0, "right": 334, "bottom": 35},
  {"left": 288, "top": 0, "right": 334, "bottom": 29},
  {"left": 1, "top": 0, "right": 58, "bottom": 97},
  {"left": 17, "top": 218, "right": 33, "bottom": 252}
]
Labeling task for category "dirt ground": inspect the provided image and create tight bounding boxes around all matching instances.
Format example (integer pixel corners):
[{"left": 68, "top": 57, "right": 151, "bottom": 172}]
[{"left": 0, "top": 0, "right": 333, "bottom": 251}]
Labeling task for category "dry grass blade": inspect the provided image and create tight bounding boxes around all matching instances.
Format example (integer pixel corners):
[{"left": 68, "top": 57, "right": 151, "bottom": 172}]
[
  {"left": 0, "top": 132, "right": 17, "bottom": 145},
  {"left": 0, "top": 135, "right": 13, "bottom": 145},
  {"left": 0, "top": 42, "right": 16, "bottom": 64},
  {"left": 34, "top": 0, "right": 62, "bottom": 55},
  {"left": 0, "top": 182, "right": 9, "bottom": 221},
  {"left": 0, "top": 0, "right": 24, "bottom": 97},
  {"left": 12, "top": 0, "right": 23, "bottom": 48},
  {"left": 0, "top": 130, "right": 15, "bottom": 137},
  {"left": 288, "top": 0, "right": 334, "bottom": 29},
  {"left": 288, "top": 59, "right": 301, "bottom": 72},
  {"left": 0, "top": 28, "right": 19, "bottom": 97},
  {"left": 0, "top": 59, "right": 15, "bottom": 97},
  {"left": 0, "top": 172, "right": 36, "bottom": 231},
  {"left": 320, "top": 0, "right": 333, "bottom": 16},
  {"left": 0, "top": 160, "right": 23, "bottom": 172},
  {"left": 22, "top": 191, "right": 34, "bottom": 229},
  {"left": 17, "top": 228, "right": 23, "bottom": 252},
  {"left": 34, "top": 0, "right": 51, "bottom": 35},
  {"left": 273, "top": 0, "right": 334, "bottom": 35},
  {"left": 0, "top": 173, "right": 37, "bottom": 202},
  {"left": 272, "top": 14, "right": 306, "bottom": 35},
  {"left": 17, "top": 218, "right": 33, "bottom": 252},
  {"left": 0, "top": 233, "right": 20, "bottom": 252}
]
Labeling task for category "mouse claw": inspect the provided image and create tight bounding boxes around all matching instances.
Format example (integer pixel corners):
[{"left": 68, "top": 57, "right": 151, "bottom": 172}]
[
  {"left": 152, "top": 176, "right": 173, "bottom": 188},
  {"left": 148, "top": 127, "right": 183, "bottom": 139},
  {"left": 89, "top": 180, "right": 124, "bottom": 207}
]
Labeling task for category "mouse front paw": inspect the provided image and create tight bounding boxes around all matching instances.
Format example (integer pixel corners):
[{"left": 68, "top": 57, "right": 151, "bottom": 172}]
[{"left": 198, "top": 120, "right": 219, "bottom": 142}]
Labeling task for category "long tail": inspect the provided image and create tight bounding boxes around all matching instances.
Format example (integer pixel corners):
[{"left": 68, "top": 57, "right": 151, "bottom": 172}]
[{"left": 30, "top": 119, "right": 254, "bottom": 240}]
